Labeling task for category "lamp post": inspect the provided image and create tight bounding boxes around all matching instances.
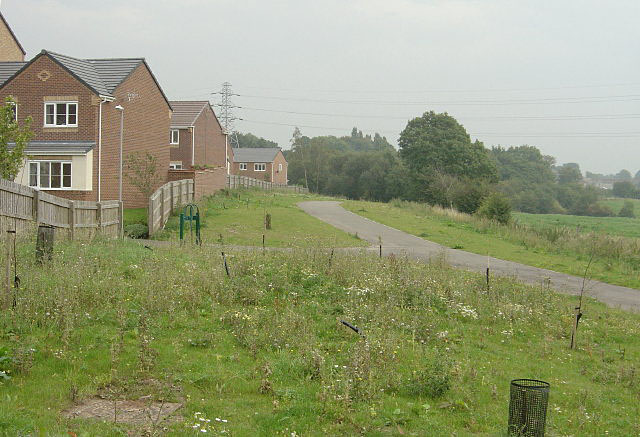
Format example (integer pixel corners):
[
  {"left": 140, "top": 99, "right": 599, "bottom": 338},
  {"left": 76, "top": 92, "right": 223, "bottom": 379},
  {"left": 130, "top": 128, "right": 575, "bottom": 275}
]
[{"left": 115, "top": 105, "right": 124, "bottom": 202}]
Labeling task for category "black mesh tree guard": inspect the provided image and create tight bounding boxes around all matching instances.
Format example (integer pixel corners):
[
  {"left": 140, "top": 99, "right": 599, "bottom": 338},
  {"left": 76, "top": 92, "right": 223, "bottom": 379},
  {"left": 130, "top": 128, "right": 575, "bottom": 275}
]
[{"left": 508, "top": 379, "right": 550, "bottom": 436}]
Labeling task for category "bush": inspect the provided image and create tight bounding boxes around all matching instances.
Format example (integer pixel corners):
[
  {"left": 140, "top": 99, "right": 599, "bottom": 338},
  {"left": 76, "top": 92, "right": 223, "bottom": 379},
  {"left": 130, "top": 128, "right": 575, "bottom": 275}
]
[
  {"left": 476, "top": 193, "right": 512, "bottom": 224},
  {"left": 619, "top": 200, "right": 636, "bottom": 218},
  {"left": 406, "top": 359, "right": 451, "bottom": 398},
  {"left": 452, "top": 180, "right": 489, "bottom": 214},
  {"left": 124, "top": 223, "right": 149, "bottom": 239}
]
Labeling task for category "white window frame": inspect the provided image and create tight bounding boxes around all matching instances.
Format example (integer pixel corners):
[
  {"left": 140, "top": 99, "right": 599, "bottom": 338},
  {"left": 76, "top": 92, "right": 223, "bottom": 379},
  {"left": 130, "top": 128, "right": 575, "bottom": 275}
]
[
  {"left": 254, "top": 163, "right": 266, "bottom": 172},
  {"left": 44, "top": 101, "right": 78, "bottom": 127},
  {"left": 170, "top": 129, "right": 179, "bottom": 145},
  {"left": 169, "top": 162, "right": 183, "bottom": 170},
  {"left": 278, "top": 163, "right": 282, "bottom": 172},
  {"left": 28, "top": 160, "right": 72, "bottom": 190},
  {"left": 239, "top": 163, "right": 247, "bottom": 171}
]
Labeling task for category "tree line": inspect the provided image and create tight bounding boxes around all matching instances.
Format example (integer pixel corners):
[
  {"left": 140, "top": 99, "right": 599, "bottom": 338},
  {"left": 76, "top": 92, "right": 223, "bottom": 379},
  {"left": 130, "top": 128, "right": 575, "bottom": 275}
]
[{"left": 267, "top": 111, "right": 615, "bottom": 218}]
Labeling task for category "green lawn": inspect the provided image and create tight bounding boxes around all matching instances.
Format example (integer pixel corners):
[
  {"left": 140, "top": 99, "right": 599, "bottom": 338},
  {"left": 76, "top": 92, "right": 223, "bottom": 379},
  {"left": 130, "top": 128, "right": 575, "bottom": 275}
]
[
  {"left": 123, "top": 207, "right": 147, "bottom": 227},
  {"left": 0, "top": 238, "right": 638, "bottom": 435},
  {"left": 514, "top": 211, "right": 640, "bottom": 239},
  {"left": 343, "top": 200, "right": 640, "bottom": 289},
  {"left": 159, "top": 189, "right": 366, "bottom": 248}
]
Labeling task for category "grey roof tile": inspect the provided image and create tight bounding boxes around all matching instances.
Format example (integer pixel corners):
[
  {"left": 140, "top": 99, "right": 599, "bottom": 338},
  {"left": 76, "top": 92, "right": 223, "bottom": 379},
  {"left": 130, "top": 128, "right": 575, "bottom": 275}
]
[
  {"left": 10, "top": 140, "right": 95, "bottom": 155},
  {"left": 232, "top": 148, "right": 281, "bottom": 163},
  {"left": 48, "top": 51, "right": 110, "bottom": 96},
  {"left": 88, "top": 58, "right": 144, "bottom": 93},
  {"left": 169, "top": 101, "right": 208, "bottom": 127},
  {"left": 0, "top": 61, "right": 25, "bottom": 85}
]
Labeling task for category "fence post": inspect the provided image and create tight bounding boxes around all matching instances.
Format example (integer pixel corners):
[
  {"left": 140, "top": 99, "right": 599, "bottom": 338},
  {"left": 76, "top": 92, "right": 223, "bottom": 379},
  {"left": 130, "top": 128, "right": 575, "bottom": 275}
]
[
  {"left": 160, "top": 186, "right": 165, "bottom": 225},
  {"left": 147, "top": 195, "right": 153, "bottom": 235},
  {"left": 68, "top": 200, "right": 75, "bottom": 240},
  {"left": 32, "top": 189, "right": 39, "bottom": 224},
  {"left": 97, "top": 201, "right": 103, "bottom": 234}
]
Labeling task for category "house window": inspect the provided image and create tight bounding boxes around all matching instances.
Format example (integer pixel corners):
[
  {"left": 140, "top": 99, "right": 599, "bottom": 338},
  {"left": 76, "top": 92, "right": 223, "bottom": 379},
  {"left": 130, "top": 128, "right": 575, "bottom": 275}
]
[
  {"left": 44, "top": 102, "right": 77, "bottom": 127},
  {"left": 239, "top": 163, "right": 247, "bottom": 171},
  {"left": 29, "top": 161, "right": 72, "bottom": 189},
  {"left": 8, "top": 102, "right": 17, "bottom": 122},
  {"left": 254, "top": 163, "right": 266, "bottom": 172},
  {"left": 169, "top": 162, "right": 183, "bottom": 170},
  {"left": 278, "top": 163, "right": 283, "bottom": 172},
  {"left": 170, "top": 129, "right": 179, "bottom": 144}
]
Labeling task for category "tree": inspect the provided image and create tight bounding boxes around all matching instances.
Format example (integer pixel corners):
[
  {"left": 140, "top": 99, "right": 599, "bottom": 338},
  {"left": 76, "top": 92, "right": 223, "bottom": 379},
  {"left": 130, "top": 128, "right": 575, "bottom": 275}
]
[
  {"left": 619, "top": 200, "right": 635, "bottom": 218},
  {"left": 124, "top": 152, "right": 161, "bottom": 203},
  {"left": 477, "top": 193, "right": 512, "bottom": 224},
  {"left": 235, "top": 132, "right": 279, "bottom": 148},
  {"left": 399, "top": 111, "right": 497, "bottom": 182},
  {"left": 557, "top": 163, "right": 583, "bottom": 184},
  {"left": 491, "top": 145, "right": 555, "bottom": 185},
  {"left": 617, "top": 169, "right": 632, "bottom": 181},
  {"left": 0, "top": 97, "right": 33, "bottom": 180},
  {"left": 612, "top": 180, "right": 637, "bottom": 198}
]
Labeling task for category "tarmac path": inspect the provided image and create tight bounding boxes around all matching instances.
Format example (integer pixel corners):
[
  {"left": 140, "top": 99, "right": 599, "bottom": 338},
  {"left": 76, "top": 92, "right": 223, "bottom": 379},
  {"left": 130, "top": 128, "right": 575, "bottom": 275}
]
[{"left": 299, "top": 200, "right": 640, "bottom": 312}]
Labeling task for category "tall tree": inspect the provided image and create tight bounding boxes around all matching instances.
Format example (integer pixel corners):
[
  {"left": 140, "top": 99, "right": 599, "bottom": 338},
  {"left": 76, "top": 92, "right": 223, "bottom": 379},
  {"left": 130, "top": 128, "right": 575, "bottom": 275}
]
[
  {"left": 234, "top": 132, "right": 279, "bottom": 148},
  {"left": 0, "top": 98, "right": 33, "bottom": 180},
  {"left": 398, "top": 111, "right": 497, "bottom": 181}
]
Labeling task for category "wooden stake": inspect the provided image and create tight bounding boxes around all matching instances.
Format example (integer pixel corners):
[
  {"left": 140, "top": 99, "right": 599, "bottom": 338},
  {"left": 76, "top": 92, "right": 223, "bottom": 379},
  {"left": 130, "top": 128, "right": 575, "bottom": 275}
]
[
  {"left": 486, "top": 254, "right": 490, "bottom": 291},
  {"left": 221, "top": 251, "right": 230, "bottom": 277},
  {"left": 570, "top": 306, "right": 581, "bottom": 349},
  {"left": 4, "top": 231, "right": 12, "bottom": 310}
]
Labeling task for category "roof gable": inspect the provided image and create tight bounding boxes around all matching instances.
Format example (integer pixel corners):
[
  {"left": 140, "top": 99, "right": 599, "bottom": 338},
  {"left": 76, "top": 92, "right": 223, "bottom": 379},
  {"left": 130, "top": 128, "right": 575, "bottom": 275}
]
[
  {"left": 169, "top": 101, "right": 208, "bottom": 127},
  {"left": 232, "top": 147, "right": 281, "bottom": 163},
  {"left": 0, "top": 12, "right": 25, "bottom": 56},
  {"left": 87, "top": 58, "right": 144, "bottom": 94}
]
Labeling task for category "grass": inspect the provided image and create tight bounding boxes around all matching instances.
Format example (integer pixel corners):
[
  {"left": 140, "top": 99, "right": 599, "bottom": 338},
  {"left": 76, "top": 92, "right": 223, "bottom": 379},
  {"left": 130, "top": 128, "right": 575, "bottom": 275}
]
[
  {"left": 158, "top": 189, "right": 366, "bottom": 248},
  {"left": 514, "top": 212, "right": 640, "bottom": 239},
  {"left": 343, "top": 199, "right": 640, "bottom": 289},
  {"left": 123, "top": 208, "right": 148, "bottom": 227},
  {"left": 0, "top": 237, "right": 639, "bottom": 435},
  {"left": 600, "top": 197, "right": 640, "bottom": 216}
]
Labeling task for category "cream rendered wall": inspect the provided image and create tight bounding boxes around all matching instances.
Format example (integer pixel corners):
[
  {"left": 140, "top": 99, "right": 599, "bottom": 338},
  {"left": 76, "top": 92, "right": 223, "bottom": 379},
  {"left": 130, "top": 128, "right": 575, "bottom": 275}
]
[{"left": 13, "top": 151, "right": 93, "bottom": 191}]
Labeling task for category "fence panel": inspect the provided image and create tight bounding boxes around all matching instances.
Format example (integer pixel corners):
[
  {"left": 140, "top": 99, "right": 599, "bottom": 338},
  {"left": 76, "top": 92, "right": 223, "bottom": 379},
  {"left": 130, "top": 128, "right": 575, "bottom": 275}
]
[
  {"left": 0, "top": 178, "right": 122, "bottom": 239},
  {"left": 147, "top": 179, "right": 194, "bottom": 236}
]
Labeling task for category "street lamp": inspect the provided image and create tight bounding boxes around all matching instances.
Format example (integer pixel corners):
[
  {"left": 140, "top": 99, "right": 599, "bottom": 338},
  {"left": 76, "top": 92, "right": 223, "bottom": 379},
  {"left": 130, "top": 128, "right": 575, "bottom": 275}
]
[{"left": 115, "top": 105, "right": 124, "bottom": 203}]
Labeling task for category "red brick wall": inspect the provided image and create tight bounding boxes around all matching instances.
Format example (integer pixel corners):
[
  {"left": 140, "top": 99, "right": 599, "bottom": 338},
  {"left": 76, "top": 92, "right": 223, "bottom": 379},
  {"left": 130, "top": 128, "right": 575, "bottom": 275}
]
[
  {"left": 194, "top": 167, "right": 226, "bottom": 200},
  {"left": 194, "top": 106, "right": 226, "bottom": 167},
  {"left": 169, "top": 127, "right": 192, "bottom": 167},
  {"left": 168, "top": 169, "right": 194, "bottom": 182},
  {"left": 100, "top": 63, "right": 171, "bottom": 208},
  {"left": 231, "top": 161, "right": 272, "bottom": 181},
  {"left": 272, "top": 150, "right": 288, "bottom": 185}
]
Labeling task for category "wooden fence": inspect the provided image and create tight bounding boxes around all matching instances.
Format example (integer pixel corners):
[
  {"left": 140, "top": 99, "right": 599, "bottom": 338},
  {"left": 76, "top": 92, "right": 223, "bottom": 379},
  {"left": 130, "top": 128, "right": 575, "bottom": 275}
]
[
  {"left": 148, "top": 179, "right": 194, "bottom": 236},
  {"left": 227, "top": 175, "right": 308, "bottom": 193},
  {"left": 0, "top": 178, "right": 122, "bottom": 239}
]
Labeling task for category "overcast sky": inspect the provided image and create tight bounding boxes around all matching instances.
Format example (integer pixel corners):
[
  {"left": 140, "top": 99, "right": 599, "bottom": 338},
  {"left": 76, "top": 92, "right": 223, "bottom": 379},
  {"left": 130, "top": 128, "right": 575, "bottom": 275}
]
[{"left": 5, "top": 0, "right": 640, "bottom": 174}]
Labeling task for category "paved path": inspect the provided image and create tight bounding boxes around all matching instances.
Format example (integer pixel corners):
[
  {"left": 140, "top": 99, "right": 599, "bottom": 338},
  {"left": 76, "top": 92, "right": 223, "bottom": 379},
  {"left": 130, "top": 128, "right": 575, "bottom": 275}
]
[{"left": 299, "top": 201, "right": 640, "bottom": 311}]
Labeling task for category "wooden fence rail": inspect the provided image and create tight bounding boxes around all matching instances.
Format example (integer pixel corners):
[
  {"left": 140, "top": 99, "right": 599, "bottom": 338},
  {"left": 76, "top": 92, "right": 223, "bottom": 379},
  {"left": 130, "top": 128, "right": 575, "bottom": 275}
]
[
  {"left": 148, "top": 179, "right": 194, "bottom": 236},
  {"left": 226, "top": 175, "right": 308, "bottom": 193},
  {"left": 0, "top": 178, "right": 122, "bottom": 239}
]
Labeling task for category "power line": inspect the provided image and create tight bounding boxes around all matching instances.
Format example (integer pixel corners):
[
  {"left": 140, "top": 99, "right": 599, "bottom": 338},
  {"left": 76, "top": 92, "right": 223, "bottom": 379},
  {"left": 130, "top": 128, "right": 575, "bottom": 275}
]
[
  {"left": 234, "top": 92, "right": 640, "bottom": 106},
  {"left": 237, "top": 105, "right": 640, "bottom": 121}
]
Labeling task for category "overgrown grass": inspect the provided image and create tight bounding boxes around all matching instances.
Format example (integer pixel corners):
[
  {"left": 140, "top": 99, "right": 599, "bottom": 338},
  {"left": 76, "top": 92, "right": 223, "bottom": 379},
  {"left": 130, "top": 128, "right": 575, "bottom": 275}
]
[
  {"left": 0, "top": 237, "right": 638, "bottom": 435},
  {"left": 344, "top": 199, "right": 640, "bottom": 289},
  {"left": 515, "top": 210, "right": 640, "bottom": 239},
  {"left": 600, "top": 197, "right": 640, "bottom": 217},
  {"left": 158, "top": 189, "right": 365, "bottom": 248}
]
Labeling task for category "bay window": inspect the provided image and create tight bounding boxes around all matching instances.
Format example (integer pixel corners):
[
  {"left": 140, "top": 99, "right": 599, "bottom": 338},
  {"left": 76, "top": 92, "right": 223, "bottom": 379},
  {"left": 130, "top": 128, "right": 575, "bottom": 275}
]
[{"left": 29, "top": 161, "right": 72, "bottom": 189}]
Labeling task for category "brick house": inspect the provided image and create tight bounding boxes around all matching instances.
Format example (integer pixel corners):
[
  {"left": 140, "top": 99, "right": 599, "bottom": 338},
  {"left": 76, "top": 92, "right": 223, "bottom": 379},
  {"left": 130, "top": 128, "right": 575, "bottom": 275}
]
[
  {"left": 0, "top": 12, "right": 25, "bottom": 62},
  {"left": 232, "top": 148, "right": 287, "bottom": 184},
  {"left": 0, "top": 49, "right": 172, "bottom": 207},
  {"left": 169, "top": 100, "right": 230, "bottom": 173}
]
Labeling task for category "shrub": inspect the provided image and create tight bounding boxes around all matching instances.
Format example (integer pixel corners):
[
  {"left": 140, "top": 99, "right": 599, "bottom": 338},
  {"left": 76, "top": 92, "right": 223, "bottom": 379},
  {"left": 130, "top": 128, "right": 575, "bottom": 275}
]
[
  {"left": 124, "top": 224, "right": 149, "bottom": 239},
  {"left": 476, "top": 193, "right": 512, "bottom": 224},
  {"left": 619, "top": 200, "right": 636, "bottom": 218},
  {"left": 406, "top": 359, "right": 452, "bottom": 398}
]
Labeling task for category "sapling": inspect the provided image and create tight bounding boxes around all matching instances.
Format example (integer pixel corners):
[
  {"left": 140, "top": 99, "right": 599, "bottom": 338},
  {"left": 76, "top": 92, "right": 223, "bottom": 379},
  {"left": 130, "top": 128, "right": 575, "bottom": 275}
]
[{"left": 571, "top": 250, "right": 595, "bottom": 349}]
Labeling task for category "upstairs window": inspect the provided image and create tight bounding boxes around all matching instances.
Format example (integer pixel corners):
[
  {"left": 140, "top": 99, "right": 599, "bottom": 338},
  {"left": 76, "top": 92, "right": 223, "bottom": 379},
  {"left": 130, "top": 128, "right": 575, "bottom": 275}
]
[
  {"left": 169, "top": 162, "right": 183, "bottom": 170},
  {"left": 239, "top": 163, "right": 247, "bottom": 171},
  {"left": 278, "top": 163, "right": 283, "bottom": 172},
  {"left": 29, "top": 161, "right": 72, "bottom": 189},
  {"left": 44, "top": 102, "right": 77, "bottom": 127},
  {"left": 170, "top": 129, "right": 179, "bottom": 144},
  {"left": 254, "top": 163, "right": 266, "bottom": 172}
]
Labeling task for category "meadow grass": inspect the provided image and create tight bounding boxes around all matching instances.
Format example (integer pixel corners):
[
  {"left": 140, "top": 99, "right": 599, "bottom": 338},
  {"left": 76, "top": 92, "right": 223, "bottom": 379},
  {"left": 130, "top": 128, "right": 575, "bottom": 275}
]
[
  {"left": 123, "top": 208, "right": 148, "bottom": 227},
  {"left": 343, "top": 199, "right": 640, "bottom": 289},
  {"left": 0, "top": 237, "right": 638, "bottom": 435},
  {"left": 599, "top": 197, "right": 640, "bottom": 217},
  {"left": 514, "top": 211, "right": 640, "bottom": 239},
  {"left": 157, "top": 189, "right": 365, "bottom": 248}
]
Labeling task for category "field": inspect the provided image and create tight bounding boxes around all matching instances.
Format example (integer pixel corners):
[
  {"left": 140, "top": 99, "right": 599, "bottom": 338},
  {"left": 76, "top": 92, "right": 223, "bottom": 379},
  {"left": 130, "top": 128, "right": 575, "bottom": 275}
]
[
  {"left": 343, "top": 200, "right": 640, "bottom": 289},
  {"left": 513, "top": 212, "right": 640, "bottom": 239},
  {"left": 600, "top": 197, "right": 640, "bottom": 216},
  {"left": 0, "top": 236, "right": 638, "bottom": 435},
  {"left": 127, "top": 190, "right": 365, "bottom": 248}
]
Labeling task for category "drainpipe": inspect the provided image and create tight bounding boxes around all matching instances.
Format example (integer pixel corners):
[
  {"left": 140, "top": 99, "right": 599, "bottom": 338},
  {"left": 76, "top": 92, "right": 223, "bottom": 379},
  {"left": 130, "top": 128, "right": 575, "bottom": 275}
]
[
  {"left": 225, "top": 134, "right": 229, "bottom": 174},
  {"left": 98, "top": 99, "right": 103, "bottom": 201},
  {"left": 271, "top": 162, "right": 274, "bottom": 183},
  {"left": 191, "top": 126, "right": 195, "bottom": 167}
]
